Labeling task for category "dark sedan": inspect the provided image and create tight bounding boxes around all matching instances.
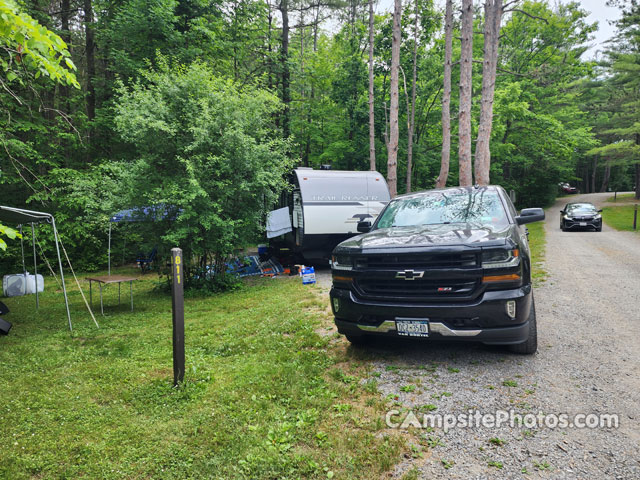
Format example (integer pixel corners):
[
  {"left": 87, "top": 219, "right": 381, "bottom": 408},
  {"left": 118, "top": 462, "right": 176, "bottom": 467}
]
[{"left": 560, "top": 203, "right": 602, "bottom": 232}]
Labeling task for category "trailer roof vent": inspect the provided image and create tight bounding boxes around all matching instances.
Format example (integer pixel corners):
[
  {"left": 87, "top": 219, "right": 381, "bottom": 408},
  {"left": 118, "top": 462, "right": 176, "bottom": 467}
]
[{"left": 320, "top": 164, "right": 332, "bottom": 170}]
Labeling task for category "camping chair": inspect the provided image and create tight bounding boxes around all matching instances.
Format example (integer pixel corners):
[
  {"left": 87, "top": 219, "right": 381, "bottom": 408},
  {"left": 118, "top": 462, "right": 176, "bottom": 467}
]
[{"left": 136, "top": 246, "right": 157, "bottom": 273}]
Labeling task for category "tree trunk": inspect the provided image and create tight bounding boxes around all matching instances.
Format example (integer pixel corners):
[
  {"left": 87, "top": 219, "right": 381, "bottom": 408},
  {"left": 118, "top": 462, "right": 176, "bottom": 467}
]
[
  {"left": 368, "top": 0, "right": 376, "bottom": 171},
  {"left": 61, "top": 0, "right": 70, "bottom": 44},
  {"left": 60, "top": 0, "right": 71, "bottom": 109},
  {"left": 474, "top": 0, "right": 503, "bottom": 186},
  {"left": 84, "top": 0, "right": 96, "bottom": 123},
  {"left": 279, "top": 0, "right": 291, "bottom": 138},
  {"left": 599, "top": 161, "right": 611, "bottom": 192},
  {"left": 299, "top": 13, "right": 306, "bottom": 163},
  {"left": 387, "top": 0, "right": 402, "bottom": 197},
  {"left": 406, "top": 0, "right": 418, "bottom": 193},
  {"left": 436, "top": 0, "right": 453, "bottom": 189},
  {"left": 458, "top": 0, "right": 473, "bottom": 186},
  {"left": 267, "top": 0, "right": 273, "bottom": 90},
  {"left": 304, "top": 7, "right": 320, "bottom": 168},
  {"left": 591, "top": 156, "right": 597, "bottom": 193}
]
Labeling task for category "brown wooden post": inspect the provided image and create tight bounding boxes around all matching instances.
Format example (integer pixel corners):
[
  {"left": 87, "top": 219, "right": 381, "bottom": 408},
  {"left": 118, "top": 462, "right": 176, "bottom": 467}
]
[{"left": 171, "top": 248, "right": 185, "bottom": 386}]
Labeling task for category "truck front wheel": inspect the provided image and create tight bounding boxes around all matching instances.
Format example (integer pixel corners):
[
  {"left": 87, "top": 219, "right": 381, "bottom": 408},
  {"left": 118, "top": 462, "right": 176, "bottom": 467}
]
[
  {"left": 345, "top": 334, "right": 370, "bottom": 346},
  {"left": 509, "top": 299, "right": 538, "bottom": 355}
]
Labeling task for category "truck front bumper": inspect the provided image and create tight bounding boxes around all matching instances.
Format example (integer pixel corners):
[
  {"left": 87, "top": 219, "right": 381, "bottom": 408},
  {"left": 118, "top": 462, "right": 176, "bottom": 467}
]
[{"left": 330, "top": 285, "right": 533, "bottom": 345}]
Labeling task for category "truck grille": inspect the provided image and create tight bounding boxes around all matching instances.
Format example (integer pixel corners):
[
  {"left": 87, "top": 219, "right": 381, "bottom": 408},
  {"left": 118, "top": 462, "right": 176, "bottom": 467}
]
[
  {"left": 355, "top": 252, "right": 478, "bottom": 269},
  {"left": 356, "top": 277, "right": 478, "bottom": 299},
  {"left": 352, "top": 252, "right": 482, "bottom": 301}
]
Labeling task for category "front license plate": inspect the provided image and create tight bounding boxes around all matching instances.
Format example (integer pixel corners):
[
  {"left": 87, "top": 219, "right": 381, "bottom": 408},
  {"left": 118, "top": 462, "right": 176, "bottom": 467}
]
[
  {"left": 579, "top": 222, "right": 587, "bottom": 226},
  {"left": 396, "top": 319, "right": 429, "bottom": 337}
]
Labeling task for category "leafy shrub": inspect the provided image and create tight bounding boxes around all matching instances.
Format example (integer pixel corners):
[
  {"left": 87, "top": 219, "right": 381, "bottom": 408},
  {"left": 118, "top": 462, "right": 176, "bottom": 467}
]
[{"left": 114, "top": 59, "right": 293, "bottom": 290}]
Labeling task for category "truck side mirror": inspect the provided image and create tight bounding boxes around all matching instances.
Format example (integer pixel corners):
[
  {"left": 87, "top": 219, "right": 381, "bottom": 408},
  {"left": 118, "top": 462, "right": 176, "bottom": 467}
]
[
  {"left": 516, "top": 208, "right": 545, "bottom": 225},
  {"left": 357, "top": 221, "right": 372, "bottom": 233}
]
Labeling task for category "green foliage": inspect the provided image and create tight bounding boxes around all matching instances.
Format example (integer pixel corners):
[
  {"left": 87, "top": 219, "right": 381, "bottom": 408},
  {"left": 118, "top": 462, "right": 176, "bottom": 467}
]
[
  {"left": 0, "top": 0, "right": 630, "bottom": 278},
  {"left": 114, "top": 59, "right": 293, "bottom": 286},
  {"left": 0, "top": 223, "right": 20, "bottom": 250},
  {"left": 487, "top": 1, "right": 598, "bottom": 206},
  {"left": 0, "top": 0, "right": 78, "bottom": 88}
]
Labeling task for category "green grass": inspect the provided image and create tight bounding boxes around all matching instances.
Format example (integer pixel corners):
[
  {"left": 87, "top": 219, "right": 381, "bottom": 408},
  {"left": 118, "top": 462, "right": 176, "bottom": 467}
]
[
  {"left": 606, "top": 193, "right": 638, "bottom": 204},
  {"left": 526, "top": 221, "right": 547, "bottom": 284},
  {"left": 0, "top": 269, "right": 403, "bottom": 479},
  {"left": 602, "top": 205, "right": 640, "bottom": 232}
]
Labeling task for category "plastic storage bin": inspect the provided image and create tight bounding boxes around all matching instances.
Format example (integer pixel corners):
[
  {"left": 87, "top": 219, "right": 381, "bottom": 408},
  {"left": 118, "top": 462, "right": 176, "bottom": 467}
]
[{"left": 3, "top": 273, "right": 44, "bottom": 297}]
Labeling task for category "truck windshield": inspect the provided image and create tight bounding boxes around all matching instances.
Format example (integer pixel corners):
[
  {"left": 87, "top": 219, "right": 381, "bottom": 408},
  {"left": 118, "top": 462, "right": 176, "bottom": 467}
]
[{"left": 376, "top": 189, "right": 509, "bottom": 228}]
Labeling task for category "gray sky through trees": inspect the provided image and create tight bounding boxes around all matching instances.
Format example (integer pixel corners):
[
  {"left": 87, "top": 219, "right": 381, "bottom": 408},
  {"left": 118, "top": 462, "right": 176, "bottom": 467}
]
[{"left": 373, "top": 0, "right": 621, "bottom": 59}]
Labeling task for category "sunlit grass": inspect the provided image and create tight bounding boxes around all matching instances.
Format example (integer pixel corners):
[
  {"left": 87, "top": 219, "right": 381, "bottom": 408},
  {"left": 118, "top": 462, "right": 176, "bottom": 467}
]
[
  {"left": 527, "top": 222, "right": 547, "bottom": 285},
  {"left": 602, "top": 205, "right": 640, "bottom": 232},
  {"left": 0, "top": 269, "right": 403, "bottom": 479},
  {"left": 605, "top": 193, "right": 638, "bottom": 204}
]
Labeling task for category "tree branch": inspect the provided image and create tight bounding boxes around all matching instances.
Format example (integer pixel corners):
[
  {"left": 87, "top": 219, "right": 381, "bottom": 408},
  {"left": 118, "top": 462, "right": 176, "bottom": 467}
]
[
  {"left": 471, "top": 59, "right": 529, "bottom": 77},
  {"left": 506, "top": 8, "right": 549, "bottom": 24}
]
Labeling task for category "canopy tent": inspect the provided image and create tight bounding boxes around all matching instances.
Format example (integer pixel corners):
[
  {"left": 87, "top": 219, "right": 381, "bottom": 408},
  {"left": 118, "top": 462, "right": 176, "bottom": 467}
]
[
  {"left": 108, "top": 206, "right": 178, "bottom": 275},
  {"left": 0, "top": 206, "right": 71, "bottom": 330}
]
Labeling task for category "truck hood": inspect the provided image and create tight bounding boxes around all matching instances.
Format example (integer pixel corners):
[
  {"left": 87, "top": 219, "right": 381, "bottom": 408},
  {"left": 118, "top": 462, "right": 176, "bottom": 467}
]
[{"left": 336, "top": 223, "right": 515, "bottom": 252}]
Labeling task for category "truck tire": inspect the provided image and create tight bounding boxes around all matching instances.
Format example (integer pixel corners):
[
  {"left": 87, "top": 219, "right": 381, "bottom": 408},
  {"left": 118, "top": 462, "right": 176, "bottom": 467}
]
[
  {"left": 509, "top": 300, "right": 537, "bottom": 354},
  {"left": 345, "top": 334, "right": 370, "bottom": 346}
]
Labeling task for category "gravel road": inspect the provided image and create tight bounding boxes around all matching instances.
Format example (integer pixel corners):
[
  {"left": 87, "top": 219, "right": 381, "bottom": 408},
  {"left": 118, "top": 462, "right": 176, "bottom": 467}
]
[{"left": 319, "top": 192, "right": 640, "bottom": 479}]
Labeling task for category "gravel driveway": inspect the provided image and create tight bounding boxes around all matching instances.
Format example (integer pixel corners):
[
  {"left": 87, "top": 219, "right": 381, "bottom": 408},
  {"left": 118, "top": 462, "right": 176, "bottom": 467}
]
[{"left": 321, "top": 192, "right": 640, "bottom": 479}]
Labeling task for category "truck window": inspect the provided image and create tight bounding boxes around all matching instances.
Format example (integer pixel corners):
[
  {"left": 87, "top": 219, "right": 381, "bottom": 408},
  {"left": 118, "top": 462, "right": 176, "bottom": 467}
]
[{"left": 376, "top": 190, "right": 508, "bottom": 229}]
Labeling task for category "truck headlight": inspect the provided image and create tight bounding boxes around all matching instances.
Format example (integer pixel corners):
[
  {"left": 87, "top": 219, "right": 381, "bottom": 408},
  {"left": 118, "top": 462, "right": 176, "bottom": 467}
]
[
  {"left": 481, "top": 249, "right": 520, "bottom": 269},
  {"left": 331, "top": 254, "right": 353, "bottom": 271}
]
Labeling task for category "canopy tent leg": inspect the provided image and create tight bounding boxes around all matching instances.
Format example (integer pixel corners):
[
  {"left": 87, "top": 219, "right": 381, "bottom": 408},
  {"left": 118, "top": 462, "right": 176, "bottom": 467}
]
[
  {"left": 31, "top": 223, "right": 39, "bottom": 309},
  {"left": 19, "top": 225, "right": 26, "bottom": 295},
  {"left": 52, "top": 218, "right": 72, "bottom": 331},
  {"left": 108, "top": 222, "right": 111, "bottom": 276}
]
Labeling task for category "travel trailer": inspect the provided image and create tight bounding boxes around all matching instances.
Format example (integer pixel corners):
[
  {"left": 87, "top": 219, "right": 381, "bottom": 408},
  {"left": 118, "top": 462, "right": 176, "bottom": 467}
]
[{"left": 267, "top": 168, "right": 390, "bottom": 262}]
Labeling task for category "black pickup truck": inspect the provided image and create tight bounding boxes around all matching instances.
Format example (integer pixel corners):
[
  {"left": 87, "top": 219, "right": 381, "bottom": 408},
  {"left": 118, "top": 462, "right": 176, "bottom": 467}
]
[{"left": 329, "top": 186, "right": 545, "bottom": 354}]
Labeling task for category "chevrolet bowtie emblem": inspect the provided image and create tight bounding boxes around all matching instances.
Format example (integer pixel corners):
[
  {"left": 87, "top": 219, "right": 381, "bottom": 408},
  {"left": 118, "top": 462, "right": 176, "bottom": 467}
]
[{"left": 395, "top": 269, "right": 424, "bottom": 281}]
